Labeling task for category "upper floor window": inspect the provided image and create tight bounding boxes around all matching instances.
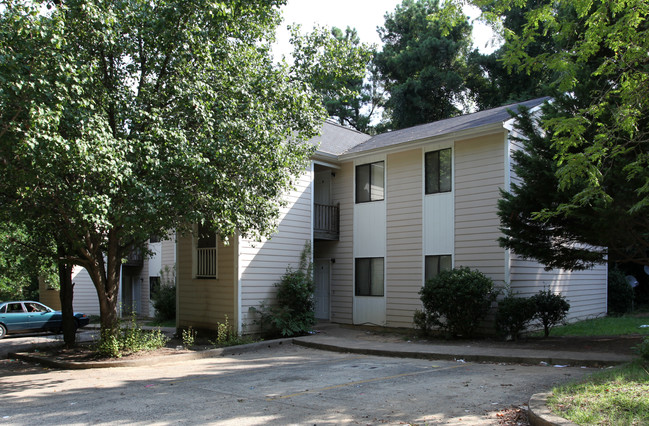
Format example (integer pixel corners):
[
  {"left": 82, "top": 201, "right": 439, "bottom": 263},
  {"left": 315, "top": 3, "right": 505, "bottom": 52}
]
[
  {"left": 356, "top": 161, "right": 385, "bottom": 203},
  {"left": 195, "top": 223, "right": 217, "bottom": 279},
  {"left": 425, "top": 148, "right": 452, "bottom": 194}
]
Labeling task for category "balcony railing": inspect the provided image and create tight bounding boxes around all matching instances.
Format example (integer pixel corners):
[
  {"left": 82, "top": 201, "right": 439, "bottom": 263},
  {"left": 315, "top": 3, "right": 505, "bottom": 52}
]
[
  {"left": 314, "top": 203, "right": 339, "bottom": 240},
  {"left": 123, "top": 248, "right": 143, "bottom": 267},
  {"left": 196, "top": 247, "right": 217, "bottom": 278}
]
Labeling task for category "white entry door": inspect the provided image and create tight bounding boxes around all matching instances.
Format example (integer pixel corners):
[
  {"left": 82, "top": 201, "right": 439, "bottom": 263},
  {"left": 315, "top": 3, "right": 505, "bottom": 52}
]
[{"left": 314, "top": 259, "right": 331, "bottom": 320}]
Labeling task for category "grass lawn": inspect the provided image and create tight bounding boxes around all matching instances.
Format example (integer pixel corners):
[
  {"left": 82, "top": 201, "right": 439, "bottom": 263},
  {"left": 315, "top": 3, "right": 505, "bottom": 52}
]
[
  {"left": 548, "top": 360, "right": 649, "bottom": 425},
  {"left": 145, "top": 318, "right": 176, "bottom": 328},
  {"left": 546, "top": 313, "right": 649, "bottom": 425},
  {"left": 546, "top": 314, "right": 649, "bottom": 337}
]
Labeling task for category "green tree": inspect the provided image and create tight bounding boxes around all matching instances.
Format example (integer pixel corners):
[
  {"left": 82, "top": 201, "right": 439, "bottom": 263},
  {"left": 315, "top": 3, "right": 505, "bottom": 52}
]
[
  {"left": 490, "top": 0, "right": 649, "bottom": 268},
  {"left": 290, "top": 25, "right": 376, "bottom": 132},
  {"left": 0, "top": 0, "right": 325, "bottom": 340},
  {"left": 465, "top": 1, "right": 555, "bottom": 109},
  {"left": 0, "top": 222, "right": 56, "bottom": 301},
  {"left": 375, "top": 0, "right": 473, "bottom": 130}
]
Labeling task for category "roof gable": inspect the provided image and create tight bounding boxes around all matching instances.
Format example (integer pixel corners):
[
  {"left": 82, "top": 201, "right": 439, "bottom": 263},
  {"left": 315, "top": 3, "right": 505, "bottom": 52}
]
[{"left": 310, "top": 121, "right": 371, "bottom": 156}]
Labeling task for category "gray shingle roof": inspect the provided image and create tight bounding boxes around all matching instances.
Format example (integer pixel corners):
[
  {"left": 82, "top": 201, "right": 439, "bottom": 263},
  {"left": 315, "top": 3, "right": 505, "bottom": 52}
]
[
  {"left": 343, "top": 97, "right": 550, "bottom": 155},
  {"left": 309, "top": 121, "right": 371, "bottom": 156}
]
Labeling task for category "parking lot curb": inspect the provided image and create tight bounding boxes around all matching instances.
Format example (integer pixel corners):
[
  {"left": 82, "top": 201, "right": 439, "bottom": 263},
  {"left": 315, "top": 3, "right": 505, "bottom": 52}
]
[
  {"left": 292, "top": 338, "right": 627, "bottom": 367},
  {"left": 9, "top": 338, "right": 294, "bottom": 369},
  {"left": 528, "top": 392, "right": 578, "bottom": 426}
]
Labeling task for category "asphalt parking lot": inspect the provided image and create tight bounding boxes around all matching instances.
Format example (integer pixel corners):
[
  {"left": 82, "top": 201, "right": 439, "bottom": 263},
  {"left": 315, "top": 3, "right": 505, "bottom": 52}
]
[{"left": 0, "top": 343, "right": 594, "bottom": 425}]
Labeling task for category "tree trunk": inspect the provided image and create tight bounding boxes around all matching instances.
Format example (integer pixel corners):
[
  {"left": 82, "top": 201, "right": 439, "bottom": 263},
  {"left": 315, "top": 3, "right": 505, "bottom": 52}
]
[
  {"left": 57, "top": 247, "right": 76, "bottom": 348},
  {"left": 87, "top": 229, "right": 122, "bottom": 339}
]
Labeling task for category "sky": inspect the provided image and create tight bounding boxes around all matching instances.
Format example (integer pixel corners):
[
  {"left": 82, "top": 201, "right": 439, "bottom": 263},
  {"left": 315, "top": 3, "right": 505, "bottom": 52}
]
[{"left": 272, "top": 0, "right": 499, "bottom": 60}]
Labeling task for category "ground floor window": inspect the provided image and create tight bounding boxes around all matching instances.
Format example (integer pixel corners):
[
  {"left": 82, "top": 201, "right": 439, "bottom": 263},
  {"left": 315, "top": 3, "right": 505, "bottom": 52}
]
[
  {"left": 355, "top": 257, "right": 384, "bottom": 296},
  {"left": 425, "top": 255, "right": 452, "bottom": 282}
]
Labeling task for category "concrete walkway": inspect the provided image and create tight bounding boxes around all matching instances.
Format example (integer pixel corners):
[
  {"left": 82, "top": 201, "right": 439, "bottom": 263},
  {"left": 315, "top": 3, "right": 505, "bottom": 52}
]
[{"left": 294, "top": 322, "right": 633, "bottom": 368}]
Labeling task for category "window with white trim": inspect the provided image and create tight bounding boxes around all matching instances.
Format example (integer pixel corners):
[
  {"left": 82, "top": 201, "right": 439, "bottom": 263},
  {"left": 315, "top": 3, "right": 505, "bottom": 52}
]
[
  {"left": 424, "top": 255, "right": 452, "bottom": 282},
  {"left": 195, "top": 223, "right": 217, "bottom": 279},
  {"left": 425, "top": 148, "right": 452, "bottom": 194},
  {"left": 355, "top": 257, "right": 384, "bottom": 296},
  {"left": 356, "top": 161, "right": 385, "bottom": 203}
]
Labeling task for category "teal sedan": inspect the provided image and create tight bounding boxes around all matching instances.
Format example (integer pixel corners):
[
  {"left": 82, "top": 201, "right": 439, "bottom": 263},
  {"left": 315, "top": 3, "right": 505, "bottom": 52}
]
[{"left": 0, "top": 301, "right": 89, "bottom": 339}]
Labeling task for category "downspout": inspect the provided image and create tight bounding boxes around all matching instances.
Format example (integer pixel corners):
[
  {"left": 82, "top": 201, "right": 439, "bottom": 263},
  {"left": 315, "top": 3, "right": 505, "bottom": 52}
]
[{"left": 502, "top": 124, "right": 513, "bottom": 290}]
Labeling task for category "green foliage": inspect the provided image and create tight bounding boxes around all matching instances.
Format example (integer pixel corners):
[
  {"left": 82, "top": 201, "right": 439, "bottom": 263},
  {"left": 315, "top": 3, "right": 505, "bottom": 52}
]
[
  {"left": 375, "top": 0, "right": 473, "bottom": 129},
  {"left": 636, "top": 337, "right": 649, "bottom": 363},
  {"left": 290, "top": 25, "right": 376, "bottom": 132},
  {"left": 495, "top": 293, "right": 537, "bottom": 340},
  {"left": 0, "top": 222, "right": 57, "bottom": 301},
  {"left": 96, "top": 315, "right": 169, "bottom": 358},
  {"left": 608, "top": 269, "right": 635, "bottom": 316},
  {"left": 497, "top": 105, "right": 613, "bottom": 270},
  {"left": 465, "top": 1, "right": 555, "bottom": 110},
  {"left": 151, "top": 266, "right": 176, "bottom": 322},
  {"left": 182, "top": 326, "right": 196, "bottom": 349},
  {"left": 251, "top": 242, "right": 315, "bottom": 337},
  {"left": 208, "top": 315, "right": 249, "bottom": 346},
  {"left": 0, "top": 0, "right": 325, "bottom": 336},
  {"left": 530, "top": 290, "right": 570, "bottom": 337},
  {"left": 418, "top": 267, "right": 498, "bottom": 338},
  {"left": 480, "top": 0, "right": 649, "bottom": 268}
]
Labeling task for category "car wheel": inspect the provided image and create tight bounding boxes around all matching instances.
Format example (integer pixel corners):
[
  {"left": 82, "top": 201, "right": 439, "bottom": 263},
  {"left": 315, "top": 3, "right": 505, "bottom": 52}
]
[{"left": 0, "top": 324, "right": 6, "bottom": 339}]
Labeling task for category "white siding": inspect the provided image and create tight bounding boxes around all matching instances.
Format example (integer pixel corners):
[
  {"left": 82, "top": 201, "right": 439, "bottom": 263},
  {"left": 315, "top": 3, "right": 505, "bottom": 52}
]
[
  {"left": 71, "top": 266, "right": 100, "bottom": 315},
  {"left": 510, "top": 257, "right": 608, "bottom": 321},
  {"left": 353, "top": 155, "right": 387, "bottom": 325},
  {"left": 239, "top": 168, "right": 313, "bottom": 334},
  {"left": 386, "top": 149, "right": 423, "bottom": 327}
]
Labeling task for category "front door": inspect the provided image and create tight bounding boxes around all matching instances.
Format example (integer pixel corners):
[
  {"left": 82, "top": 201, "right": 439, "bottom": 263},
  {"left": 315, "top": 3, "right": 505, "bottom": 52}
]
[{"left": 314, "top": 259, "right": 331, "bottom": 320}]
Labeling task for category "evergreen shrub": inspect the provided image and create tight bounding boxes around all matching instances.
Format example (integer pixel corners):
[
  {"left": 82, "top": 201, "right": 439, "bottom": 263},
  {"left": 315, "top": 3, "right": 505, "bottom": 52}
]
[
  {"left": 417, "top": 267, "right": 498, "bottom": 338},
  {"left": 531, "top": 289, "right": 570, "bottom": 337},
  {"left": 495, "top": 294, "right": 536, "bottom": 340}
]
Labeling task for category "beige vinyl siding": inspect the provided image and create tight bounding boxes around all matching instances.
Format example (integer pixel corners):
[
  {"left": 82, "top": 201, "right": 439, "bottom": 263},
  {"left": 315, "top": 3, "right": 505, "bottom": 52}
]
[
  {"left": 510, "top": 257, "right": 607, "bottom": 321},
  {"left": 386, "top": 149, "right": 423, "bottom": 327},
  {"left": 314, "top": 161, "right": 354, "bottom": 324},
  {"left": 176, "top": 234, "right": 236, "bottom": 330},
  {"left": 137, "top": 260, "right": 150, "bottom": 316},
  {"left": 161, "top": 234, "right": 176, "bottom": 270},
  {"left": 239, "top": 168, "right": 313, "bottom": 334},
  {"left": 455, "top": 132, "right": 507, "bottom": 284},
  {"left": 38, "top": 277, "right": 60, "bottom": 310},
  {"left": 70, "top": 266, "right": 100, "bottom": 315}
]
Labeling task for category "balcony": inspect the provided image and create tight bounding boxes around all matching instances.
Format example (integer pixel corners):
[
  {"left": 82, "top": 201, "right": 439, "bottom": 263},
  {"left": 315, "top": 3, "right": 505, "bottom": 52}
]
[
  {"left": 314, "top": 203, "right": 339, "bottom": 241},
  {"left": 123, "top": 248, "right": 143, "bottom": 267}
]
